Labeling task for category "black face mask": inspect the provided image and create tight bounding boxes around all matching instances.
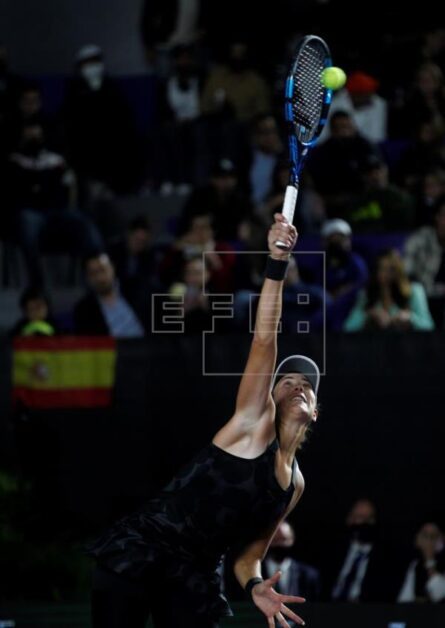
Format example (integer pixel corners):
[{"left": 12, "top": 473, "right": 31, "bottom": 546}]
[
  {"left": 268, "top": 547, "right": 291, "bottom": 562},
  {"left": 326, "top": 242, "right": 349, "bottom": 263},
  {"left": 228, "top": 58, "right": 248, "bottom": 73},
  {"left": 22, "top": 139, "right": 43, "bottom": 156},
  {"left": 349, "top": 523, "right": 377, "bottom": 544}
]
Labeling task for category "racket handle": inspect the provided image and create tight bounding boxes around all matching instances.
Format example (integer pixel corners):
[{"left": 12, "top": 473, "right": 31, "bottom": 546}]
[{"left": 276, "top": 185, "right": 299, "bottom": 249}]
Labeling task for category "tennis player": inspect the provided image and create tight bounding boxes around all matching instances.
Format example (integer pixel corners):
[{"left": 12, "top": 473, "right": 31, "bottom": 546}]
[{"left": 88, "top": 213, "right": 319, "bottom": 628}]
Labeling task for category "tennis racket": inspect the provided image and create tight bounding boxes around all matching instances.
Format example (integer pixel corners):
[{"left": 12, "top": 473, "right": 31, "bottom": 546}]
[{"left": 276, "top": 35, "right": 333, "bottom": 248}]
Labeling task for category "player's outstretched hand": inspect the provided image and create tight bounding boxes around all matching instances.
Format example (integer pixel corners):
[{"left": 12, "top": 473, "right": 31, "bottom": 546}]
[{"left": 251, "top": 571, "right": 306, "bottom": 627}]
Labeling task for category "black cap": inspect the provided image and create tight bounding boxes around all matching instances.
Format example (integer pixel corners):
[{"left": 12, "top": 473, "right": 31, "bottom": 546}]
[{"left": 271, "top": 355, "right": 320, "bottom": 395}]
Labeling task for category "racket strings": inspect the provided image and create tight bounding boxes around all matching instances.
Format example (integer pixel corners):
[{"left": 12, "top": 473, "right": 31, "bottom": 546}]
[{"left": 292, "top": 43, "right": 326, "bottom": 142}]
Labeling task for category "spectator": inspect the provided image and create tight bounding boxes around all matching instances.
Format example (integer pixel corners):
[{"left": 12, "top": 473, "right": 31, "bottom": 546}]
[
  {"left": 263, "top": 520, "right": 321, "bottom": 602},
  {"left": 108, "top": 216, "right": 159, "bottom": 303},
  {"left": 8, "top": 122, "right": 103, "bottom": 287},
  {"left": 63, "top": 45, "right": 143, "bottom": 196},
  {"left": 156, "top": 45, "right": 203, "bottom": 194},
  {"left": 307, "top": 111, "right": 379, "bottom": 216},
  {"left": 415, "top": 168, "right": 445, "bottom": 226},
  {"left": 344, "top": 249, "right": 434, "bottom": 331},
  {"left": 247, "top": 113, "right": 284, "bottom": 206},
  {"left": 399, "top": 62, "right": 445, "bottom": 137},
  {"left": 140, "top": 0, "right": 204, "bottom": 68},
  {"left": 181, "top": 158, "right": 252, "bottom": 240},
  {"left": 7, "top": 84, "right": 60, "bottom": 152},
  {"left": 200, "top": 42, "right": 270, "bottom": 168},
  {"left": 312, "top": 219, "right": 369, "bottom": 331},
  {"left": 403, "top": 195, "right": 445, "bottom": 328},
  {"left": 327, "top": 498, "right": 397, "bottom": 602},
  {"left": 160, "top": 210, "right": 236, "bottom": 292},
  {"left": 347, "top": 155, "right": 416, "bottom": 232},
  {"left": 10, "top": 286, "right": 58, "bottom": 337},
  {"left": 396, "top": 118, "right": 445, "bottom": 192},
  {"left": 73, "top": 253, "right": 146, "bottom": 337},
  {"left": 398, "top": 520, "right": 445, "bottom": 603},
  {"left": 323, "top": 71, "right": 388, "bottom": 144},
  {"left": 167, "top": 256, "right": 212, "bottom": 333},
  {"left": 201, "top": 41, "right": 270, "bottom": 122},
  {"left": 236, "top": 256, "right": 326, "bottom": 333}
]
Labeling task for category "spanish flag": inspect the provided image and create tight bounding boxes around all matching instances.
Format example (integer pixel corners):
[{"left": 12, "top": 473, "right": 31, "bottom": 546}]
[{"left": 12, "top": 337, "right": 116, "bottom": 409}]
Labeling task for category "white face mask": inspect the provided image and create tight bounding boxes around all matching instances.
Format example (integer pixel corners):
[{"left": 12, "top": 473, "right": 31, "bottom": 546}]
[{"left": 80, "top": 61, "right": 105, "bottom": 91}]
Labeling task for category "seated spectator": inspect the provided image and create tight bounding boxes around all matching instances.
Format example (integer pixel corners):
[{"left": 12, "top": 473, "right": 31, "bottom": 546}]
[
  {"left": 10, "top": 286, "right": 58, "bottom": 337},
  {"left": 107, "top": 216, "right": 160, "bottom": 303},
  {"left": 200, "top": 41, "right": 270, "bottom": 169},
  {"left": 160, "top": 210, "right": 236, "bottom": 292},
  {"left": 395, "top": 118, "right": 445, "bottom": 192},
  {"left": 235, "top": 257, "right": 325, "bottom": 333},
  {"left": 325, "top": 498, "right": 399, "bottom": 602},
  {"left": 247, "top": 113, "right": 284, "bottom": 206},
  {"left": 307, "top": 111, "right": 379, "bottom": 216},
  {"left": 347, "top": 155, "right": 415, "bottom": 232},
  {"left": 398, "top": 520, "right": 445, "bottom": 603},
  {"left": 8, "top": 122, "right": 103, "bottom": 287},
  {"left": 156, "top": 45, "right": 203, "bottom": 194},
  {"left": 73, "top": 253, "right": 146, "bottom": 337},
  {"left": 403, "top": 195, "right": 445, "bottom": 328},
  {"left": 397, "top": 62, "right": 445, "bottom": 138},
  {"left": 166, "top": 256, "right": 212, "bottom": 333},
  {"left": 63, "top": 45, "right": 143, "bottom": 195},
  {"left": 323, "top": 71, "right": 388, "bottom": 144},
  {"left": 263, "top": 520, "right": 321, "bottom": 602},
  {"left": 311, "top": 219, "right": 369, "bottom": 331},
  {"left": 181, "top": 158, "right": 252, "bottom": 241},
  {"left": 415, "top": 168, "right": 445, "bottom": 226},
  {"left": 6, "top": 84, "right": 60, "bottom": 152},
  {"left": 344, "top": 249, "right": 434, "bottom": 331}
]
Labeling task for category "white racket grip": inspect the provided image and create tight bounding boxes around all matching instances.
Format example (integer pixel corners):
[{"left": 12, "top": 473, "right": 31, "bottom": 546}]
[
  {"left": 276, "top": 185, "right": 299, "bottom": 248},
  {"left": 282, "top": 185, "right": 299, "bottom": 224}
]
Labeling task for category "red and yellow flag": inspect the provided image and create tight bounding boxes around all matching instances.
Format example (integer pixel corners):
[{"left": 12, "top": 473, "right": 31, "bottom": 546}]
[{"left": 12, "top": 337, "right": 116, "bottom": 409}]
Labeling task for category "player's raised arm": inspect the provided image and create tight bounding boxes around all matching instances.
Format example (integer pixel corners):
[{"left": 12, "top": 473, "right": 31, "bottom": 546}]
[{"left": 234, "top": 214, "right": 297, "bottom": 421}]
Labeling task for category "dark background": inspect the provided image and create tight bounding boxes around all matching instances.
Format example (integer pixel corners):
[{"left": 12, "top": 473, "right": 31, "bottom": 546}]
[{"left": 2, "top": 331, "right": 444, "bottom": 564}]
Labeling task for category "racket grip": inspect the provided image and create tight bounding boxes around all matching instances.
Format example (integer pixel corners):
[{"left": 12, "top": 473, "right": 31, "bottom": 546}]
[{"left": 276, "top": 185, "right": 299, "bottom": 249}]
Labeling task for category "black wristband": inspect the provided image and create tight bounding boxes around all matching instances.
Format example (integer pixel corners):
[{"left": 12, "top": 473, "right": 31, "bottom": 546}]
[
  {"left": 265, "top": 256, "right": 289, "bottom": 281},
  {"left": 245, "top": 577, "right": 264, "bottom": 598}
]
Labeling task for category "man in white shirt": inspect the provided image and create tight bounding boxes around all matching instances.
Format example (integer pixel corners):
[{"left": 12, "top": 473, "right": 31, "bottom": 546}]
[{"left": 398, "top": 521, "right": 445, "bottom": 603}]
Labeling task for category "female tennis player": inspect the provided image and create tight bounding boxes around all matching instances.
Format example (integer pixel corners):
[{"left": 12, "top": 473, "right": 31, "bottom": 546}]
[{"left": 88, "top": 213, "right": 319, "bottom": 628}]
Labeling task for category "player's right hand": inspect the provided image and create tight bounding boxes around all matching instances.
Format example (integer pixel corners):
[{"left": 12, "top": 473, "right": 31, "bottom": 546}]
[{"left": 268, "top": 214, "right": 298, "bottom": 260}]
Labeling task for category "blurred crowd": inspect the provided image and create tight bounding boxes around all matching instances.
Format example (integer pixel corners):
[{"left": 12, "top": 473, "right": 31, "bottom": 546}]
[
  {"left": 222, "top": 501, "right": 445, "bottom": 607},
  {"left": 1, "top": 4, "right": 445, "bottom": 336}
]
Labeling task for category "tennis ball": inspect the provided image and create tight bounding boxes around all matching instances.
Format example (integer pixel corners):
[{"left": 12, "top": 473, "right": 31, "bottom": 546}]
[{"left": 321, "top": 67, "right": 347, "bottom": 90}]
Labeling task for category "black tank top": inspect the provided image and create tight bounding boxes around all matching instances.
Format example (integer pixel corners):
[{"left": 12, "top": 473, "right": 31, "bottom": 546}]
[{"left": 87, "top": 439, "right": 297, "bottom": 617}]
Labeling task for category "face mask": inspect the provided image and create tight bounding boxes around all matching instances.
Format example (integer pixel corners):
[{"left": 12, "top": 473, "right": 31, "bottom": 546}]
[
  {"left": 269, "top": 547, "right": 291, "bottom": 562},
  {"left": 326, "top": 241, "right": 348, "bottom": 262},
  {"left": 349, "top": 523, "right": 377, "bottom": 544},
  {"left": 228, "top": 58, "right": 247, "bottom": 73},
  {"left": 80, "top": 62, "right": 105, "bottom": 91},
  {"left": 23, "top": 139, "right": 43, "bottom": 156}
]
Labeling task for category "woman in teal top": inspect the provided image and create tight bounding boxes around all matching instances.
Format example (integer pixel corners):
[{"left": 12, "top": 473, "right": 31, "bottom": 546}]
[{"left": 344, "top": 249, "right": 435, "bottom": 332}]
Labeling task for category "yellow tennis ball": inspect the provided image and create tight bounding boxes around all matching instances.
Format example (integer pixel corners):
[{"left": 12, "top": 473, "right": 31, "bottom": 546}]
[{"left": 321, "top": 67, "right": 347, "bottom": 90}]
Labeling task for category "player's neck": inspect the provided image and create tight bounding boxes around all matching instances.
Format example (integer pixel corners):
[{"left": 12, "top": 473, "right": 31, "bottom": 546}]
[{"left": 278, "top": 420, "right": 307, "bottom": 462}]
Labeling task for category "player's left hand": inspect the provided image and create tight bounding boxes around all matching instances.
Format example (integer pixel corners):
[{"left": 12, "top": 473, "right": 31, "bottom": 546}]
[{"left": 251, "top": 571, "right": 306, "bottom": 627}]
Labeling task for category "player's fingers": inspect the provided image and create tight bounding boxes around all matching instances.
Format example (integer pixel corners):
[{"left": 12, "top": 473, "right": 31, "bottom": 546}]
[
  {"left": 274, "top": 212, "right": 287, "bottom": 221},
  {"left": 281, "top": 603, "right": 305, "bottom": 625},
  {"left": 276, "top": 611, "right": 291, "bottom": 628},
  {"left": 267, "top": 617, "right": 275, "bottom": 628},
  {"left": 267, "top": 570, "right": 282, "bottom": 584},
  {"left": 280, "top": 595, "right": 306, "bottom": 604}
]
